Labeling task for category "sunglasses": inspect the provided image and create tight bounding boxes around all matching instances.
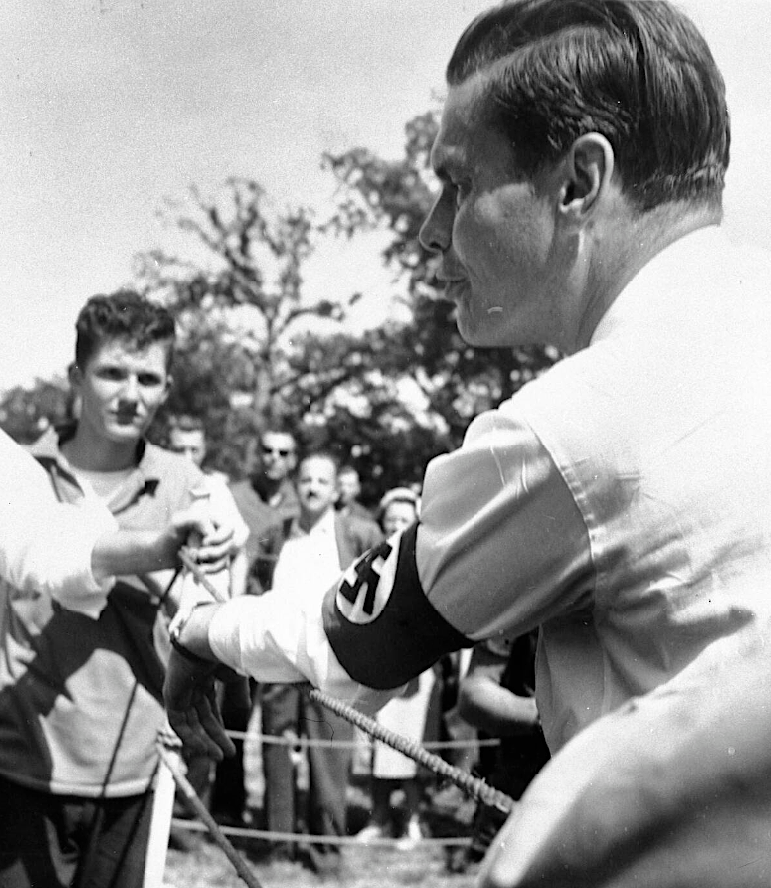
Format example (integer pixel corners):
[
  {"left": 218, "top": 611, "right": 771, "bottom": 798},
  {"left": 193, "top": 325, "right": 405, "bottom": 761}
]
[{"left": 261, "top": 445, "right": 293, "bottom": 457}]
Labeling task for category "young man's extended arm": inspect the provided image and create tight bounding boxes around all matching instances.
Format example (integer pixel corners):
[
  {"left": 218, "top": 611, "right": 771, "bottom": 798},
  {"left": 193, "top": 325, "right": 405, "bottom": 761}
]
[{"left": 0, "top": 430, "right": 232, "bottom": 614}]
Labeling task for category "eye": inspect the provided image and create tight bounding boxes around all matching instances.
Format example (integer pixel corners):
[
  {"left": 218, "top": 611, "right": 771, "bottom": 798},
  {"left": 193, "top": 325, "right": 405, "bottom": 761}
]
[
  {"left": 95, "top": 366, "right": 126, "bottom": 382},
  {"left": 138, "top": 373, "right": 164, "bottom": 387},
  {"left": 454, "top": 180, "right": 471, "bottom": 209}
]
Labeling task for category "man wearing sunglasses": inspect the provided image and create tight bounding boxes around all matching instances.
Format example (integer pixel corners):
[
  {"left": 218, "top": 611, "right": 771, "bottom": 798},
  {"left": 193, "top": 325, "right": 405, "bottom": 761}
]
[
  {"left": 213, "top": 428, "right": 300, "bottom": 827},
  {"left": 230, "top": 428, "right": 299, "bottom": 595}
]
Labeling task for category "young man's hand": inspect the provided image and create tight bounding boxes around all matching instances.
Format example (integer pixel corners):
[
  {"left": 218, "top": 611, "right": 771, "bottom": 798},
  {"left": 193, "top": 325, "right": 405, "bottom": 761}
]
[{"left": 147, "top": 508, "right": 235, "bottom": 574}]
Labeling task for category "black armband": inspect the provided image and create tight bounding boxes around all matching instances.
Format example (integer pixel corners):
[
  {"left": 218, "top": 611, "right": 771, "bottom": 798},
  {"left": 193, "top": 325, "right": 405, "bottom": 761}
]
[{"left": 322, "top": 523, "right": 473, "bottom": 689}]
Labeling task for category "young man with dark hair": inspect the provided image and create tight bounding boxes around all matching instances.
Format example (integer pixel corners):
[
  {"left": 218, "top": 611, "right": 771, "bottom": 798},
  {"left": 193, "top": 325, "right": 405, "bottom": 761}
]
[
  {"left": 166, "top": 3, "right": 771, "bottom": 885},
  {"left": 0, "top": 290, "right": 238, "bottom": 887}
]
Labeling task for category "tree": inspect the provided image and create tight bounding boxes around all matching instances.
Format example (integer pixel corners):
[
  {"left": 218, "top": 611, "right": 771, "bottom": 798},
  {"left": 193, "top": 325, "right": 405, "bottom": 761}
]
[
  {"left": 135, "top": 177, "right": 364, "bottom": 475},
  {"left": 0, "top": 377, "right": 71, "bottom": 444}
]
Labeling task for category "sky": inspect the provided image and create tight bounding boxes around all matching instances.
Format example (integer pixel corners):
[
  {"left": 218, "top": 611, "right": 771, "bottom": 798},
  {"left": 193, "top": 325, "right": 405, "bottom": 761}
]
[{"left": 0, "top": 0, "right": 769, "bottom": 391}]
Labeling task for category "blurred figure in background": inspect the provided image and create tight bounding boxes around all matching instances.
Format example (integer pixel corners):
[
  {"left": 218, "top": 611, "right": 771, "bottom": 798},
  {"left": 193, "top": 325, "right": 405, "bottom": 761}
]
[
  {"left": 230, "top": 427, "right": 299, "bottom": 595},
  {"left": 457, "top": 633, "right": 550, "bottom": 867},
  {"left": 262, "top": 450, "right": 382, "bottom": 875},
  {"left": 211, "top": 426, "right": 300, "bottom": 827},
  {"left": 356, "top": 488, "right": 435, "bottom": 850},
  {"left": 336, "top": 464, "right": 374, "bottom": 523},
  {"left": 167, "top": 413, "right": 249, "bottom": 597}
]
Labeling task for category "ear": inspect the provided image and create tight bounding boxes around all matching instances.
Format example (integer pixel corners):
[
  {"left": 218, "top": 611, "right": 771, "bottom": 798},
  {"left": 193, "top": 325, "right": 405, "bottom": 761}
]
[
  {"left": 557, "top": 133, "right": 615, "bottom": 230},
  {"left": 160, "top": 373, "right": 173, "bottom": 405}
]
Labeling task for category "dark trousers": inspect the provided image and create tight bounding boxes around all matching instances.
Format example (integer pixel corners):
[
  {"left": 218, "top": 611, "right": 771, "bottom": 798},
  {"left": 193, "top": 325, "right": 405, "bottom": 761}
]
[
  {"left": 0, "top": 775, "right": 153, "bottom": 888},
  {"left": 210, "top": 677, "right": 255, "bottom": 821},
  {"left": 261, "top": 682, "right": 352, "bottom": 872}
]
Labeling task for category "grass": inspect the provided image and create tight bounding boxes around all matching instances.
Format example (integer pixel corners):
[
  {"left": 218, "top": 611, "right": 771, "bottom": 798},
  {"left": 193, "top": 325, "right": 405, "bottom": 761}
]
[
  {"left": 164, "top": 840, "right": 480, "bottom": 888},
  {"left": 163, "top": 779, "right": 482, "bottom": 888}
]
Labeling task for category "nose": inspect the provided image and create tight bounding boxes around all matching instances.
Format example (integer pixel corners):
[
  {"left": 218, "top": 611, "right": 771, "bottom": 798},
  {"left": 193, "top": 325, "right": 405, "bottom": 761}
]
[
  {"left": 121, "top": 374, "right": 140, "bottom": 401},
  {"left": 419, "top": 189, "right": 454, "bottom": 255}
]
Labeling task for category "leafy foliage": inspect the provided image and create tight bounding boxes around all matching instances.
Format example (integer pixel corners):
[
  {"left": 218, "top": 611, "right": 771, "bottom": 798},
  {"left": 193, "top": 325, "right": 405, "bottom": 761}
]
[
  {"left": 0, "top": 378, "right": 71, "bottom": 444},
  {"left": 2, "top": 113, "right": 558, "bottom": 500},
  {"left": 133, "top": 177, "right": 366, "bottom": 476}
]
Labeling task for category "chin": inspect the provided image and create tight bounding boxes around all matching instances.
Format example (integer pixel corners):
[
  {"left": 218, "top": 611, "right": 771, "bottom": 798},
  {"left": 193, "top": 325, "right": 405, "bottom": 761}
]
[
  {"left": 104, "top": 426, "right": 145, "bottom": 445},
  {"left": 456, "top": 316, "right": 510, "bottom": 349}
]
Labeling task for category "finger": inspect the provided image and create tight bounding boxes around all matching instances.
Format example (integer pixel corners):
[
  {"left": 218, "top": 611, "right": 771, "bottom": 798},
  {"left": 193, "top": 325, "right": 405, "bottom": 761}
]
[
  {"left": 194, "top": 538, "right": 233, "bottom": 568},
  {"left": 195, "top": 683, "right": 236, "bottom": 758},
  {"left": 183, "top": 699, "right": 225, "bottom": 762},
  {"left": 167, "top": 709, "right": 210, "bottom": 759}
]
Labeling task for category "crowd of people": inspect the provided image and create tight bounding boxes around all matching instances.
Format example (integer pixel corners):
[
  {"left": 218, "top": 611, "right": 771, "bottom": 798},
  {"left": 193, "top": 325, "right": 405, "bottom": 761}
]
[
  {"left": 1, "top": 1, "right": 770, "bottom": 887},
  {"left": 0, "top": 286, "right": 546, "bottom": 886}
]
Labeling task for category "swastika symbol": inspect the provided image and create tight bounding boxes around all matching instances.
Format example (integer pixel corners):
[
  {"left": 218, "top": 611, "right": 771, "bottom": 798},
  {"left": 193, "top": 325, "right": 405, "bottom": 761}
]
[{"left": 338, "top": 542, "right": 393, "bottom": 616}]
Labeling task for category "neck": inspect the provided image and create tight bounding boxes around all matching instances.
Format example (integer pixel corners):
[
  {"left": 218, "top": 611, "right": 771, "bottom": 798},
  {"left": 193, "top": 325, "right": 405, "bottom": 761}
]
[
  {"left": 253, "top": 474, "right": 282, "bottom": 498},
  {"left": 299, "top": 506, "right": 332, "bottom": 534},
  {"left": 62, "top": 424, "right": 139, "bottom": 472},
  {"left": 569, "top": 203, "right": 721, "bottom": 354}
]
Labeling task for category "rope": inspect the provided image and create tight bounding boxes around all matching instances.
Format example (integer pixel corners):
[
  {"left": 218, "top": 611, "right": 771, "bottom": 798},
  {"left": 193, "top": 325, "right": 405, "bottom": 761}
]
[
  {"left": 158, "top": 742, "right": 264, "bottom": 888},
  {"left": 309, "top": 688, "right": 515, "bottom": 815},
  {"left": 175, "top": 548, "right": 516, "bottom": 816},
  {"left": 170, "top": 818, "right": 473, "bottom": 848},
  {"left": 225, "top": 726, "right": 499, "bottom": 749}
]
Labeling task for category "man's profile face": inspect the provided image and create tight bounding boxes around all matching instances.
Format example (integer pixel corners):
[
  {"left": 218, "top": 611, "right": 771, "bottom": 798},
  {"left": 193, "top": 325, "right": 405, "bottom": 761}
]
[
  {"left": 297, "top": 455, "right": 338, "bottom": 522},
  {"left": 71, "top": 338, "right": 171, "bottom": 446},
  {"left": 260, "top": 431, "right": 297, "bottom": 482},
  {"left": 169, "top": 428, "right": 206, "bottom": 467},
  {"left": 419, "top": 76, "right": 564, "bottom": 349}
]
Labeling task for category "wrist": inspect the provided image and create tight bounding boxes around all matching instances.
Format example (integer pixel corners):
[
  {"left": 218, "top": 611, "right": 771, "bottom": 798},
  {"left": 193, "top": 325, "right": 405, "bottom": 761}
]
[{"left": 168, "top": 600, "right": 218, "bottom": 662}]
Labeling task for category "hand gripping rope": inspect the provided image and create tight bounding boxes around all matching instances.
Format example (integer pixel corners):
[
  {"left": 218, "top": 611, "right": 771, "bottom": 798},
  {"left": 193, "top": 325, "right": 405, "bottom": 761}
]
[{"left": 158, "top": 547, "right": 516, "bottom": 887}]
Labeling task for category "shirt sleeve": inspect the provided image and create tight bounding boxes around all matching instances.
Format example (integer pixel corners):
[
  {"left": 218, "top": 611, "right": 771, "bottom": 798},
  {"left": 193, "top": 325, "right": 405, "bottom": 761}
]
[
  {"left": 207, "top": 588, "right": 396, "bottom": 715},
  {"left": 0, "top": 432, "right": 116, "bottom": 615},
  {"left": 211, "top": 404, "right": 593, "bottom": 695},
  {"left": 322, "top": 407, "right": 594, "bottom": 688}
]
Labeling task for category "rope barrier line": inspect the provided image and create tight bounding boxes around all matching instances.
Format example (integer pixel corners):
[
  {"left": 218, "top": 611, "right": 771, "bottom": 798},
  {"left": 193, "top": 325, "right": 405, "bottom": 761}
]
[
  {"left": 310, "top": 688, "right": 515, "bottom": 815},
  {"left": 226, "top": 727, "right": 499, "bottom": 750},
  {"left": 170, "top": 818, "right": 474, "bottom": 848}
]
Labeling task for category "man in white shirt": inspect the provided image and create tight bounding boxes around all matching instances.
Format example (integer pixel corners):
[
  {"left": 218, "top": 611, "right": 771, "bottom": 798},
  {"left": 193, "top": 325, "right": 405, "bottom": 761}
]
[
  {"left": 164, "top": 2, "right": 771, "bottom": 885},
  {"left": 260, "top": 450, "right": 380, "bottom": 875}
]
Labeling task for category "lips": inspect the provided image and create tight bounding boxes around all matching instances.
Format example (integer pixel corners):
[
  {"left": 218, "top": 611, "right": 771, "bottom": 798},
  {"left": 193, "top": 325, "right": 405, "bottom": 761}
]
[
  {"left": 113, "top": 410, "right": 142, "bottom": 425},
  {"left": 444, "top": 278, "right": 470, "bottom": 303}
]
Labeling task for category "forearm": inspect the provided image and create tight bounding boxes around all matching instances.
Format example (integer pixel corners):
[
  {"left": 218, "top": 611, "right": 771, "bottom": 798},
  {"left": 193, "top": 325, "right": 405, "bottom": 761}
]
[
  {"left": 168, "top": 589, "right": 395, "bottom": 715},
  {"left": 91, "top": 528, "right": 172, "bottom": 582},
  {"left": 458, "top": 678, "right": 540, "bottom": 736},
  {"left": 0, "top": 499, "right": 117, "bottom": 617}
]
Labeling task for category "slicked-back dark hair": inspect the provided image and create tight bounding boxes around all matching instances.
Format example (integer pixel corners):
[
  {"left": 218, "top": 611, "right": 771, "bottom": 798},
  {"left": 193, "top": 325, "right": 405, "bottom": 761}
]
[
  {"left": 447, "top": 0, "right": 730, "bottom": 211},
  {"left": 74, "top": 289, "right": 176, "bottom": 370}
]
